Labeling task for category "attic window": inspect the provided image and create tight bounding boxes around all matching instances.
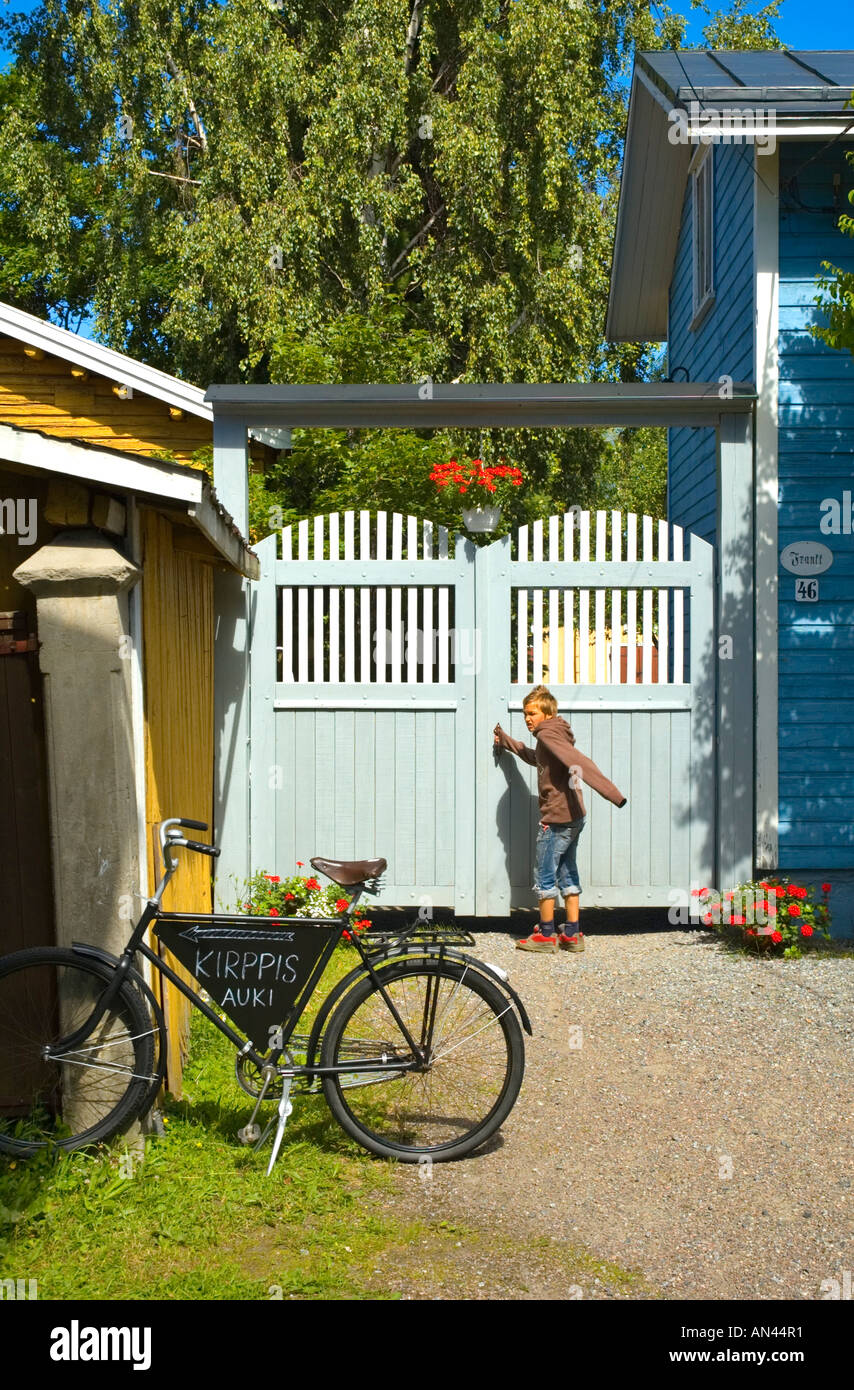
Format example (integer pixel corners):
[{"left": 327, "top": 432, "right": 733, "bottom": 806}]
[{"left": 691, "top": 147, "right": 715, "bottom": 326}]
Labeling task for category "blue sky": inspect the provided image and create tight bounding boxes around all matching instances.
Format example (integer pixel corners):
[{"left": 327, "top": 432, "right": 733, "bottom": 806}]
[{"left": 1, "top": 0, "right": 853, "bottom": 70}]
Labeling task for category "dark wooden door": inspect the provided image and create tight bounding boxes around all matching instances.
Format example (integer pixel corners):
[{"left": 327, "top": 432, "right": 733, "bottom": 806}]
[{"left": 0, "top": 614, "right": 55, "bottom": 1113}]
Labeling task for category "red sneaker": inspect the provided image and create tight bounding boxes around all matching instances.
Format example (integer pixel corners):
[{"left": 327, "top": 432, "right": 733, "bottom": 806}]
[
  {"left": 558, "top": 931, "right": 585, "bottom": 952},
  {"left": 515, "top": 932, "right": 559, "bottom": 953}
]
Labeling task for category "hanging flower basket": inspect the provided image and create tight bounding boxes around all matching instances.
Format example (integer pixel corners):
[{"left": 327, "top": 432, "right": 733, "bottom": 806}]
[
  {"left": 429, "top": 457, "right": 524, "bottom": 532},
  {"left": 462, "top": 504, "right": 502, "bottom": 532}
]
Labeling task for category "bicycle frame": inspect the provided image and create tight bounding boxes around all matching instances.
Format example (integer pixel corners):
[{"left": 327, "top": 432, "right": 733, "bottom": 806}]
[{"left": 53, "top": 895, "right": 437, "bottom": 1084}]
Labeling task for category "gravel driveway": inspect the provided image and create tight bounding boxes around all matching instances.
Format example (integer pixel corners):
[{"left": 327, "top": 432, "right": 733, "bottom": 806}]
[{"left": 378, "top": 923, "right": 854, "bottom": 1301}]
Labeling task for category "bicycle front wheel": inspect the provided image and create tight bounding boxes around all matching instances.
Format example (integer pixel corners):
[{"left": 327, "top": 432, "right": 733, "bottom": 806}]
[
  {"left": 320, "top": 958, "right": 524, "bottom": 1161},
  {"left": 0, "top": 948, "right": 157, "bottom": 1157}
]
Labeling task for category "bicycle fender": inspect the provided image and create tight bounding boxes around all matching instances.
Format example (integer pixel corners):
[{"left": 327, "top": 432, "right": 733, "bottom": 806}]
[
  {"left": 446, "top": 951, "right": 533, "bottom": 1036},
  {"left": 361, "top": 944, "right": 533, "bottom": 1037}
]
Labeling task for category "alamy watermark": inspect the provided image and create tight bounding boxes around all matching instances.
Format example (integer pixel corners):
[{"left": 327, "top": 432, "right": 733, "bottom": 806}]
[
  {"left": 0, "top": 498, "right": 37, "bottom": 545},
  {"left": 668, "top": 102, "right": 776, "bottom": 155}
]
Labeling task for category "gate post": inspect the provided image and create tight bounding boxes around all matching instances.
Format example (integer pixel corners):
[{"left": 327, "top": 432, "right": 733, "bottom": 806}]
[
  {"left": 716, "top": 408, "right": 754, "bottom": 889},
  {"left": 213, "top": 416, "right": 250, "bottom": 897},
  {"left": 474, "top": 534, "right": 512, "bottom": 917}
]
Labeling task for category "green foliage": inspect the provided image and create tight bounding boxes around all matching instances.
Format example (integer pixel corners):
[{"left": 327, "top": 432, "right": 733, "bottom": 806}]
[
  {"left": 815, "top": 200, "right": 854, "bottom": 358},
  {"left": 0, "top": 0, "right": 784, "bottom": 529},
  {"left": 690, "top": 0, "right": 783, "bottom": 49}
]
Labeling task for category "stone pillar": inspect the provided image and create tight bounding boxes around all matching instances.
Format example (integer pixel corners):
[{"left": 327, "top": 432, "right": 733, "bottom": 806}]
[{"left": 14, "top": 529, "right": 142, "bottom": 957}]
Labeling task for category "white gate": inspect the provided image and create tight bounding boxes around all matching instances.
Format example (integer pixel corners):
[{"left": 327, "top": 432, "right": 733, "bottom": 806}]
[{"left": 247, "top": 509, "right": 715, "bottom": 913}]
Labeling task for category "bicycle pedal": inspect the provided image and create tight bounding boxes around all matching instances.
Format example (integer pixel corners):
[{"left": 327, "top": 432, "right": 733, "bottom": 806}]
[{"left": 237, "top": 1123, "right": 262, "bottom": 1145}]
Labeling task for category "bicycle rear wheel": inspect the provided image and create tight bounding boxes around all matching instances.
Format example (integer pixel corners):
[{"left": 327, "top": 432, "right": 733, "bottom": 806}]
[
  {"left": 0, "top": 948, "right": 157, "bottom": 1157},
  {"left": 320, "top": 958, "right": 524, "bottom": 1161}
]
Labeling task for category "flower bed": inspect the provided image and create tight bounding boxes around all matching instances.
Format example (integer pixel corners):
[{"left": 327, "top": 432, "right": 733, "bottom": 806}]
[{"left": 691, "top": 878, "right": 832, "bottom": 958}]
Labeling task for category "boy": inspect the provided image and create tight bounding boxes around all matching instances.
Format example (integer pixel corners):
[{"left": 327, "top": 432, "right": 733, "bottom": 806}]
[{"left": 494, "top": 685, "right": 627, "bottom": 953}]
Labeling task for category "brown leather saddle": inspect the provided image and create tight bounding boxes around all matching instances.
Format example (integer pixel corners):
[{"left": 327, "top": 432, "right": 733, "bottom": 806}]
[{"left": 310, "top": 855, "right": 387, "bottom": 887}]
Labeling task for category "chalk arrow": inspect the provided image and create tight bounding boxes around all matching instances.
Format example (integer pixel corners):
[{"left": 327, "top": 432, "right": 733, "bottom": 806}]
[{"left": 177, "top": 924, "right": 297, "bottom": 943}]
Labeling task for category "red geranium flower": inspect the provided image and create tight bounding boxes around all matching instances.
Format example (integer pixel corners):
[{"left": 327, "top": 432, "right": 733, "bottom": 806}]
[
  {"left": 801, "top": 924, "right": 814, "bottom": 937},
  {"left": 746, "top": 928, "right": 757, "bottom": 937},
  {"left": 269, "top": 907, "right": 280, "bottom": 917},
  {"left": 342, "top": 930, "right": 351, "bottom": 941},
  {"left": 335, "top": 898, "right": 349, "bottom": 912},
  {"left": 284, "top": 892, "right": 295, "bottom": 901},
  {"left": 822, "top": 883, "right": 831, "bottom": 893},
  {"left": 732, "top": 914, "right": 745, "bottom": 925},
  {"left": 771, "top": 930, "right": 783, "bottom": 943},
  {"left": 305, "top": 877, "right": 321, "bottom": 891},
  {"left": 787, "top": 903, "right": 801, "bottom": 917},
  {"left": 774, "top": 886, "right": 786, "bottom": 898},
  {"left": 296, "top": 861, "right": 304, "bottom": 867},
  {"left": 701, "top": 912, "right": 712, "bottom": 925}
]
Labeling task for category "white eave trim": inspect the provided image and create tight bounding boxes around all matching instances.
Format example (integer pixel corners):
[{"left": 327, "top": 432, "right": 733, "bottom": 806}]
[
  {"left": 0, "top": 300, "right": 212, "bottom": 422},
  {"left": 0, "top": 420, "right": 258, "bottom": 579}
]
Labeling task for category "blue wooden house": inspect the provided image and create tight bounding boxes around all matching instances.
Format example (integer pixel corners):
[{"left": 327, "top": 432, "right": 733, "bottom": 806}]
[{"left": 607, "top": 50, "right": 854, "bottom": 935}]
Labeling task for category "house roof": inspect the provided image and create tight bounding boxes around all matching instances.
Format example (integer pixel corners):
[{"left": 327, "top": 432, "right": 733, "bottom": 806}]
[
  {"left": 606, "top": 50, "right": 854, "bottom": 342},
  {"left": 0, "top": 420, "right": 259, "bottom": 579},
  {"left": 0, "top": 300, "right": 213, "bottom": 422}
]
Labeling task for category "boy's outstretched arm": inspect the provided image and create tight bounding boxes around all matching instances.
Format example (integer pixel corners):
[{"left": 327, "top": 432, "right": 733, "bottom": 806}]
[
  {"left": 535, "top": 723, "right": 627, "bottom": 806},
  {"left": 493, "top": 723, "right": 537, "bottom": 765}
]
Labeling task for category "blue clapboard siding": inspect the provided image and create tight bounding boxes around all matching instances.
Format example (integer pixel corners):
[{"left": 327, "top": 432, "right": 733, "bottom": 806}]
[
  {"left": 667, "top": 143, "right": 755, "bottom": 545},
  {"left": 778, "top": 141, "right": 854, "bottom": 869}
]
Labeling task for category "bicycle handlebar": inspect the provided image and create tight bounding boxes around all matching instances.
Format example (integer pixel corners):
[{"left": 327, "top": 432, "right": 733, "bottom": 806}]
[{"left": 183, "top": 839, "right": 221, "bottom": 857}]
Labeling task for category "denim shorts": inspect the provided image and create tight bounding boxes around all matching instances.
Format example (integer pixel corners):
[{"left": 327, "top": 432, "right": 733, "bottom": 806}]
[{"left": 533, "top": 819, "right": 586, "bottom": 901}]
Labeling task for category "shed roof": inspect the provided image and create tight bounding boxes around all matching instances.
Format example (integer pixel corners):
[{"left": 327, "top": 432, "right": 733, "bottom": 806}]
[
  {"left": 606, "top": 50, "right": 854, "bottom": 342},
  {"left": 0, "top": 420, "right": 258, "bottom": 578},
  {"left": 0, "top": 300, "right": 212, "bottom": 422}
]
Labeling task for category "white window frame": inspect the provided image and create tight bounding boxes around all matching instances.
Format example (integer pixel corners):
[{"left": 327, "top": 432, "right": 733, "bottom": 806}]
[{"left": 691, "top": 145, "right": 715, "bottom": 328}]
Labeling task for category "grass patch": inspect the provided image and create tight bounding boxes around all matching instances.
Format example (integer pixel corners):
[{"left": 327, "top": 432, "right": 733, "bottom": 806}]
[{"left": 0, "top": 944, "right": 411, "bottom": 1301}]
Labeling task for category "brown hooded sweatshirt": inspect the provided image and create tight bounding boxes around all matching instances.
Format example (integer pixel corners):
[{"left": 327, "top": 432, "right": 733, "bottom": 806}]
[{"left": 494, "top": 715, "right": 627, "bottom": 823}]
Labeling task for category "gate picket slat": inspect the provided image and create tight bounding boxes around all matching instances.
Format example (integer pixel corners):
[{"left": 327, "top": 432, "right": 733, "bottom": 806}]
[
  {"left": 611, "top": 510, "right": 622, "bottom": 685},
  {"left": 517, "top": 525, "right": 529, "bottom": 685},
  {"left": 359, "top": 510, "right": 371, "bottom": 682},
  {"left": 658, "top": 520, "right": 669, "bottom": 686},
  {"left": 390, "top": 512, "right": 403, "bottom": 683},
  {"left": 532, "top": 520, "right": 544, "bottom": 684},
  {"left": 642, "top": 515, "right": 654, "bottom": 684},
  {"left": 625, "top": 513, "right": 637, "bottom": 686},
  {"left": 595, "top": 510, "right": 607, "bottom": 684},
  {"left": 344, "top": 511, "right": 355, "bottom": 682},
  {"left": 313, "top": 515, "right": 325, "bottom": 681},
  {"left": 579, "top": 511, "right": 590, "bottom": 684},
  {"left": 563, "top": 511, "right": 574, "bottom": 683},
  {"left": 548, "top": 516, "right": 560, "bottom": 684},
  {"left": 281, "top": 524, "right": 294, "bottom": 682},
  {"left": 329, "top": 512, "right": 340, "bottom": 683},
  {"left": 407, "top": 515, "right": 418, "bottom": 683},
  {"left": 296, "top": 519, "right": 310, "bottom": 681},
  {"left": 423, "top": 520, "right": 434, "bottom": 683},
  {"left": 673, "top": 526, "right": 685, "bottom": 682},
  {"left": 375, "top": 511, "right": 387, "bottom": 684},
  {"left": 438, "top": 585, "right": 450, "bottom": 683}
]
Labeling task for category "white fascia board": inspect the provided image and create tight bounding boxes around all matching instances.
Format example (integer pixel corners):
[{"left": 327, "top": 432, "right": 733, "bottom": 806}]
[
  {"left": 0, "top": 421, "right": 203, "bottom": 502},
  {"left": 0, "top": 300, "right": 212, "bottom": 422},
  {"left": 0, "top": 422, "right": 259, "bottom": 578}
]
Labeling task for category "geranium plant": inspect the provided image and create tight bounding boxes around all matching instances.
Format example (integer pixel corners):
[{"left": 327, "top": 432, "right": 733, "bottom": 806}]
[
  {"left": 228, "top": 866, "right": 370, "bottom": 943},
  {"left": 429, "top": 457, "right": 524, "bottom": 507},
  {"left": 691, "top": 878, "right": 832, "bottom": 958}
]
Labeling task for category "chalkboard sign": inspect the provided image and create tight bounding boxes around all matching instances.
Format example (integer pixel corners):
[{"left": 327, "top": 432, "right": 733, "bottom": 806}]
[{"left": 154, "top": 915, "right": 340, "bottom": 1047}]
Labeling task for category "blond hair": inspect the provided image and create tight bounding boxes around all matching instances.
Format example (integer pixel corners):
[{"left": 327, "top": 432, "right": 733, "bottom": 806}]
[{"left": 522, "top": 685, "right": 558, "bottom": 718}]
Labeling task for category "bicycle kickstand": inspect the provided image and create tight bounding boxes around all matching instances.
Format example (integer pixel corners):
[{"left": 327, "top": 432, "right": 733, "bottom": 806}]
[{"left": 254, "top": 1078, "right": 294, "bottom": 1177}]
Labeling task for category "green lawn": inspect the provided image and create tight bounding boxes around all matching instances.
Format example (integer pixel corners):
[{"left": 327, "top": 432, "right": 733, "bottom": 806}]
[{"left": 0, "top": 944, "right": 417, "bottom": 1300}]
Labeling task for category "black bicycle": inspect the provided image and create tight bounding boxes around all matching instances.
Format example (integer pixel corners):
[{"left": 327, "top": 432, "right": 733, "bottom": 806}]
[{"left": 0, "top": 818, "right": 530, "bottom": 1169}]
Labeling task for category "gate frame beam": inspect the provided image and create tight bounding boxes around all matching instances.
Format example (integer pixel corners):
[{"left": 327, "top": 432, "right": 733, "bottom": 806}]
[{"left": 210, "top": 383, "right": 757, "bottom": 903}]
